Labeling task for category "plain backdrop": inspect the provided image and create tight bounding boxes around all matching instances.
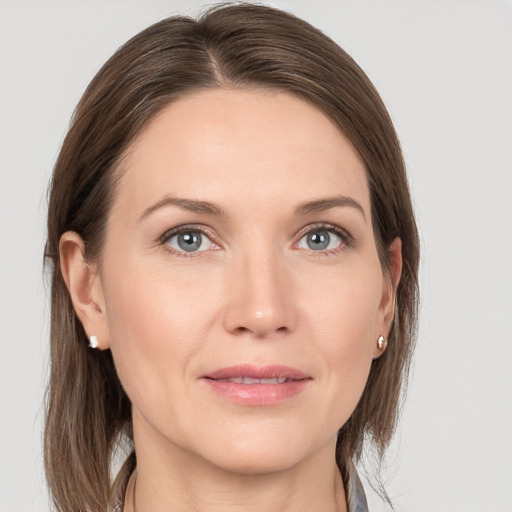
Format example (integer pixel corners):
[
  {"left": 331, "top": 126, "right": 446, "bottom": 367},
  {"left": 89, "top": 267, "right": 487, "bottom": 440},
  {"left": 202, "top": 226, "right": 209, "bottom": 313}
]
[{"left": 1, "top": 1, "right": 511, "bottom": 511}]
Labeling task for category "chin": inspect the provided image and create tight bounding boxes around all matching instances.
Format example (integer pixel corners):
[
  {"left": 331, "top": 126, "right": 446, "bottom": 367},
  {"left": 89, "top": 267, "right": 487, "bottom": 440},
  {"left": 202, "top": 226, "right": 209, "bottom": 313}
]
[
  {"left": 192, "top": 427, "right": 322, "bottom": 476},
  {"left": 211, "top": 450, "right": 303, "bottom": 476}
]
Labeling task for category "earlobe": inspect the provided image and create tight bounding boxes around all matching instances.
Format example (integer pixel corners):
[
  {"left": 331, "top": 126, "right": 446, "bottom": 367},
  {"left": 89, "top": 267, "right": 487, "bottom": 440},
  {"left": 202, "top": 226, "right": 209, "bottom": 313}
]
[{"left": 59, "top": 231, "right": 110, "bottom": 349}]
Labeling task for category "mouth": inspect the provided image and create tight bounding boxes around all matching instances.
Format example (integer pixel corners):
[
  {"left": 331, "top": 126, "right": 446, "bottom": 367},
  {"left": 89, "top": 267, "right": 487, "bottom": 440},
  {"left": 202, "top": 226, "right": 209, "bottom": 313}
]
[
  {"left": 202, "top": 365, "right": 311, "bottom": 405},
  {"left": 212, "top": 376, "right": 289, "bottom": 384}
]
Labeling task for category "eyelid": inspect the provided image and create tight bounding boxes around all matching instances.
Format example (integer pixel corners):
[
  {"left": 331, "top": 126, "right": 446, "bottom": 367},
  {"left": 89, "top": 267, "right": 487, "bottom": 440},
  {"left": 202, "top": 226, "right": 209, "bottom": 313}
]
[{"left": 158, "top": 224, "right": 221, "bottom": 254}]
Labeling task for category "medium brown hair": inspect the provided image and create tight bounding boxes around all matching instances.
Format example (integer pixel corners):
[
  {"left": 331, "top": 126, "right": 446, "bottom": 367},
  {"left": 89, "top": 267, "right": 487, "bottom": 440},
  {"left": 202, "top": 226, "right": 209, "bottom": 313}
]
[{"left": 44, "top": 3, "right": 419, "bottom": 511}]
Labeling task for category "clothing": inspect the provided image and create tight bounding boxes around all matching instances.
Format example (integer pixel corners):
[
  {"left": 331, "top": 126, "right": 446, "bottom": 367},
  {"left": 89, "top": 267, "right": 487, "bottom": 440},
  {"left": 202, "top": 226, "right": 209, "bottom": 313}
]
[{"left": 346, "top": 463, "right": 370, "bottom": 512}]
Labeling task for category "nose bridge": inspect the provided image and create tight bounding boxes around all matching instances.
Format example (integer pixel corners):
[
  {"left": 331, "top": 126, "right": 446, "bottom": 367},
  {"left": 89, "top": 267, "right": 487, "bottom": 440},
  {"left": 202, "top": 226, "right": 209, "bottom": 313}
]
[{"left": 223, "top": 238, "right": 296, "bottom": 337}]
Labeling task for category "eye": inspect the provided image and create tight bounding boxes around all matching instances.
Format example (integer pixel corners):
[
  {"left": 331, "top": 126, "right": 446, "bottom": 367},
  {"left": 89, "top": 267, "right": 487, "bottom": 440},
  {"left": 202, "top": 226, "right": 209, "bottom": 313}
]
[
  {"left": 298, "top": 229, "right": 340, "bottom": 251},
  {"left": 164, "top": 229, "right": 215, "bottom": 253},
  {"left": 296, "top": 225, "right": 351, "bottom": 252}
]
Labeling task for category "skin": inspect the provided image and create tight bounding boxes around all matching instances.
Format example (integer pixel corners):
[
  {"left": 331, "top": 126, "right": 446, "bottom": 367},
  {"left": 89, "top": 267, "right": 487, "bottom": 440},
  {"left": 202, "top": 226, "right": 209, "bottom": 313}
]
[{"left": 60, "top": 88, "right": 401, "bottom": 512}]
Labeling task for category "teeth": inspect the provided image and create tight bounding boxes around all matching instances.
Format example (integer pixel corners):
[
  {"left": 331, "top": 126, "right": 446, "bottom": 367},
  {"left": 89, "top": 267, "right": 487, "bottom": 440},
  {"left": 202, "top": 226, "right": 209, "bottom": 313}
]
[
  {"left": 216, "top": 377, "right": 288, "bottom": 384},
  {"left": 243, "top": 376, "right": 260, "bottom": 384},
  {"left": 260, "top": 377, "right": 287, "bottom": 384}
]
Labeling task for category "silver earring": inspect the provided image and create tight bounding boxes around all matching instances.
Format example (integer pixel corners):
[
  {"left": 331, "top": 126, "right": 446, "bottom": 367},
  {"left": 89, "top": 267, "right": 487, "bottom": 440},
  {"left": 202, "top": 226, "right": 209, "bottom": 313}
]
[
  {"left": 89, "top": 335, "right": 99, "bottom": 349},
  {"left": 377, "top": 335, "right": 387, "bottom": 351}
]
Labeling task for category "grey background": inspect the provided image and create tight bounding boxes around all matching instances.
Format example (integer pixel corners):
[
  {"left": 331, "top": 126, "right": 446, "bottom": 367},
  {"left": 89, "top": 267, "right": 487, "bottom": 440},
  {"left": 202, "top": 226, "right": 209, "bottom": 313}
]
[{"left": 1, "top": 1, "right": 511, "bottom": 510}]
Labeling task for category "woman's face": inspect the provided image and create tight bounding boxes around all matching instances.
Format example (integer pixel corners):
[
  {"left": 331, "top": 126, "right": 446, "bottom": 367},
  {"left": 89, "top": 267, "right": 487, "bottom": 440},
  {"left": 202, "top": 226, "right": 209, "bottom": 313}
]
[{"left": 93, "top": 89, "right": 397, "bottom": 473}]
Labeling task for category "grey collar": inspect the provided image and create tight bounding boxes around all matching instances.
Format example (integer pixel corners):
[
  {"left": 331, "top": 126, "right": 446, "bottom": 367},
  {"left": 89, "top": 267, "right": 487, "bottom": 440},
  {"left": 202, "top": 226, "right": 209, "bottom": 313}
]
[{"left": 346, "top": 462, "right": 370, "bottom": 512}]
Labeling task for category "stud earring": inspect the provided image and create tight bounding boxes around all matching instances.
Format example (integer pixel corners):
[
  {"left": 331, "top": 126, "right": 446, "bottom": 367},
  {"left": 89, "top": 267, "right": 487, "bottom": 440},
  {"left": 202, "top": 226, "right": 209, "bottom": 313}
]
[
  {"left": 377, "top": 335, "right": 387, "bottom": 351},
  {"left": 89, "top": 335, "right": 99, "bottom": 349}
]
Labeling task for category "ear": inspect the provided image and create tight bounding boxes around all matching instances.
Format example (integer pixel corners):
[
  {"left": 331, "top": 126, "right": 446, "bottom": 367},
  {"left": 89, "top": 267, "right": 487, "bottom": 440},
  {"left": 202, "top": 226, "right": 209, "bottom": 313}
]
[
  {"left": 59, "top": 231, "right": 110, "bottom": 350},
  {"left": 373, "top": 237, "right": 402, "bottom": 358}
]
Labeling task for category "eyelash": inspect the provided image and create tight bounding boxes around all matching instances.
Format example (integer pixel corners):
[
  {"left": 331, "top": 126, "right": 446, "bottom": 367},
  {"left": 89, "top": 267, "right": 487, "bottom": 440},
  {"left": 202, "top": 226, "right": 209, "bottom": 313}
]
[{"left": 158, "top": 222, "right": 354, "bottom": 258}]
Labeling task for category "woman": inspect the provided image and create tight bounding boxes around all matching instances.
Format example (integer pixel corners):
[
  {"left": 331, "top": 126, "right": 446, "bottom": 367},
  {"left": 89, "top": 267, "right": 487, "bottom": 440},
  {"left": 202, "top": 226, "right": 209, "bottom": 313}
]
[{"left": 44, "top": 4, "right": 419, "bottom": 511}]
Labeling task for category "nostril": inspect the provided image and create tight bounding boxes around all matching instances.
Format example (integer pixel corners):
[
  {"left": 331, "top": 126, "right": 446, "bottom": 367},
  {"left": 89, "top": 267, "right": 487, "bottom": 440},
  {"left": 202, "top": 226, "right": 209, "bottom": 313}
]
[
  {"left": 232, "top": 324, "right": 288, "bottom": 338},
  {"left": 222, "top": 282, "right": 297, "bottom": 337}
]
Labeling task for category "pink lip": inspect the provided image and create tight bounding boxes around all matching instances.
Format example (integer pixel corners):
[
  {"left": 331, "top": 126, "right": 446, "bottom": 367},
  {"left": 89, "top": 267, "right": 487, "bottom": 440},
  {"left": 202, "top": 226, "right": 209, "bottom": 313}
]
[
  {"left": 202, "top": 365, "right": 311, "bottom": 406},
  {"left": 205, "top": 364, "right": 309, "bottom": 380}
]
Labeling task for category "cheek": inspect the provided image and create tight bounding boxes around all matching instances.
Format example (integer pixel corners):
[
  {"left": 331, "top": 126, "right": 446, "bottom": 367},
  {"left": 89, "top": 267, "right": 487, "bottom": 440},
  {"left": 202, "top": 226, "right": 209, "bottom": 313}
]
[
  {"left": 102, "top": 256, "right": 222, "bottom": 405},
  {"left": 300, "top": 260, "right": 383, "bottom": 416},
  {"left": 304, "top": 257, "right": 383, "bottom": 348}
]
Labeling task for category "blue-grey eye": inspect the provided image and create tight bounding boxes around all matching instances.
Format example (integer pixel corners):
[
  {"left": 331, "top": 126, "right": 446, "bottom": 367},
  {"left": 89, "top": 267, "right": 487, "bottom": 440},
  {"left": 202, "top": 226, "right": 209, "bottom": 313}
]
[
  {"left": 298, "top": 229, "right": 342, "bottom": 251},
  {"left": 166, "top": 230, "right": 213, "bottom": 253}
]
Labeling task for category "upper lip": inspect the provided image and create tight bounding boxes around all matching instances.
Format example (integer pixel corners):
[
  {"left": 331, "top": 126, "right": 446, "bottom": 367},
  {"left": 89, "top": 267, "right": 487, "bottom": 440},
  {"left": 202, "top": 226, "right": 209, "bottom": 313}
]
[{"left": 203, "top": 364, "right": 310, "bottom": 381}]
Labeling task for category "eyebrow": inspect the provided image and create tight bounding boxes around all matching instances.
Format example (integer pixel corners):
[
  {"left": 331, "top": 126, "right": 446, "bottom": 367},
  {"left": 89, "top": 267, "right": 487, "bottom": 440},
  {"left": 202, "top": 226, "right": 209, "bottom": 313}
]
[
  {"left": 295, "top": 195, "right": 367, "bottom": 221},
  {"left": 137, "top": 193, "right": 366, "bottom": 223},
  {"left": 137, "top": 195, "right": 225, "bottom": 222}
]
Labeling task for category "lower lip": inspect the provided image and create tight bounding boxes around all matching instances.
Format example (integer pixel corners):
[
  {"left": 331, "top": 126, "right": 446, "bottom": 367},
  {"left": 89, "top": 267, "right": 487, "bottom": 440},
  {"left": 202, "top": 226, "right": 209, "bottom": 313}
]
[{"left": 204, "top": 379, "right": 310, "bottom": 405}]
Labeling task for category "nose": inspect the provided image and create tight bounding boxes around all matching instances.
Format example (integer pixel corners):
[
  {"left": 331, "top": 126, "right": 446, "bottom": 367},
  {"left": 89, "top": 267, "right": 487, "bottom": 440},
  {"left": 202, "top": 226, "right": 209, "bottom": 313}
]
[{"left": 222, "top": 246, "right": 297, "bottom": 339}]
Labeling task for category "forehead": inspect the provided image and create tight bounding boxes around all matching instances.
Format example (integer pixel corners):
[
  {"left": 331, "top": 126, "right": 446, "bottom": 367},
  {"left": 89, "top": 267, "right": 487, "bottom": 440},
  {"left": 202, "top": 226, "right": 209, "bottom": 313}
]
[{"left": 115, "top": 88, "right": 369, "bottom": 218}]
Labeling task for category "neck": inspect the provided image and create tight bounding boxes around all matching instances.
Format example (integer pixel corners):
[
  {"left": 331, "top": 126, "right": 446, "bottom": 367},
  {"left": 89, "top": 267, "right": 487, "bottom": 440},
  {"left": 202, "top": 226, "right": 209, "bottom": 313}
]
[{"left": 123, "top": 415, "right": 347, "bottom": 512}]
